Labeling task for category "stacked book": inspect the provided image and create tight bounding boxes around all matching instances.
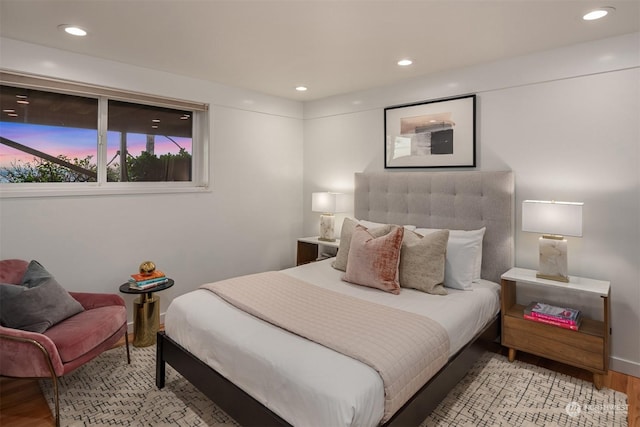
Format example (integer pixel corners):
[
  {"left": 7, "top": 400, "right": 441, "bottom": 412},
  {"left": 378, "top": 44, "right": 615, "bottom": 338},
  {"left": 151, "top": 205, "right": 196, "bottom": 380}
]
[
  {"left": 523, "top": 301, "right": 582, "bottom": 330},
  {"left": 128, "top": 270, "right": 169, "bottom": 290}
]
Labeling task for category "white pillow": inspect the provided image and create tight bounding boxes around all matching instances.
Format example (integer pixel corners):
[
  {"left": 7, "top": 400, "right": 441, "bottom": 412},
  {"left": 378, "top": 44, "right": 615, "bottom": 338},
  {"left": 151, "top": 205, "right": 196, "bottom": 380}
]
[
  {"left": 414, "top": 227, "right": 486, "bottom": 290},
  {"left": 357, "top": 219, "right": 417, "bottom": 231}
]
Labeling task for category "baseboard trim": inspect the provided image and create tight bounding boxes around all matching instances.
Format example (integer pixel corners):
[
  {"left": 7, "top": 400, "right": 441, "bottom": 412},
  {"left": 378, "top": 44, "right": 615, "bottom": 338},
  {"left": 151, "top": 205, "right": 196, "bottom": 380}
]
[{"left": 610, "top": 356, "right": 640, "bottom": 379}]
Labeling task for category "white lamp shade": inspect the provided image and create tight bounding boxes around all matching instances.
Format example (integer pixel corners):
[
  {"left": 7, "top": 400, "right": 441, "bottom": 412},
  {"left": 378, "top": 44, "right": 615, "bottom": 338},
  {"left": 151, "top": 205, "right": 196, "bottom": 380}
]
[
  {"left": 312, "top": 192, "right": 349, "bottom": 214},
  {"left": 522, "top": 200, "right": 583, "bottom": 237}
]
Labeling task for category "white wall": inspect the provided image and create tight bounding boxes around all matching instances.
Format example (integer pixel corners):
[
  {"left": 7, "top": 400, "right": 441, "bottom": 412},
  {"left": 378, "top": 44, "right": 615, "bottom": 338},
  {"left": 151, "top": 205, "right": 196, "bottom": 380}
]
[
  {"left": 303, "top": 33, "right": 640, "bottom": 377},
  {"left": 0, "top": 38, "right": 304, "bottom": 321}
]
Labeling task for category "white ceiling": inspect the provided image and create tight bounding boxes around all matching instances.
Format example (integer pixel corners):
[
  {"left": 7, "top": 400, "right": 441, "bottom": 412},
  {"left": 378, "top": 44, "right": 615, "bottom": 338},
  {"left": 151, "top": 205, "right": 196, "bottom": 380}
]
[{"left": 1, "top": 1, "right": 638, "bottom": 101}]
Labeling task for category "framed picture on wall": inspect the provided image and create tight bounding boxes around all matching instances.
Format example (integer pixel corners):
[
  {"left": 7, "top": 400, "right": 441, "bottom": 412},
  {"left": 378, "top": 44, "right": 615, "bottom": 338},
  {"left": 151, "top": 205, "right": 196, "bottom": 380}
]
[{"left": 384, "top": 94, "right": 476, "bottom": 168}]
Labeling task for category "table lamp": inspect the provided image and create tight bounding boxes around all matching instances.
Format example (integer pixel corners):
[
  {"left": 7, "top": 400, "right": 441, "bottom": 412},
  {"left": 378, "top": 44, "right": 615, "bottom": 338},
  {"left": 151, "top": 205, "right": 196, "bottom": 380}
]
[
  {"left": 522, "top": 200, "right": 583, "bottom": 282},
  {"left": 312, "top": 192, "right": 349, "bottom": 242}
]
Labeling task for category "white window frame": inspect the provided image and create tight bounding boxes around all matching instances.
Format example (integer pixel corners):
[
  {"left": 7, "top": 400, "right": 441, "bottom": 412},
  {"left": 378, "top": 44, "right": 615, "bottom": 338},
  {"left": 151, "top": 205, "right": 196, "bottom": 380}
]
[{"left": 0, "top": 71, "right": 210, "bottom": 198}]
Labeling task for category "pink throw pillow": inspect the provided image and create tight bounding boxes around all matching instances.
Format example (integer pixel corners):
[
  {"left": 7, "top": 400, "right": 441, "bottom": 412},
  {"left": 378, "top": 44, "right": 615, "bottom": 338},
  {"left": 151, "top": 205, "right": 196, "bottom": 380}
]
[{"left": 343, "top": 225, "right": 404, "bottom": 294}]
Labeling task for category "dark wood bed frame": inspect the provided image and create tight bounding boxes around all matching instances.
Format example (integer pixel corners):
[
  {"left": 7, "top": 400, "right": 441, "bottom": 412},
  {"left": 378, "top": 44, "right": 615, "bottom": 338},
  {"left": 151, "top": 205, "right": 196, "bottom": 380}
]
[
  {"left": 156, "top": 315, "right": 499, "bottom": 426},
  {"left": 156, "top": 171, "right": 513, "bottom": 426}
]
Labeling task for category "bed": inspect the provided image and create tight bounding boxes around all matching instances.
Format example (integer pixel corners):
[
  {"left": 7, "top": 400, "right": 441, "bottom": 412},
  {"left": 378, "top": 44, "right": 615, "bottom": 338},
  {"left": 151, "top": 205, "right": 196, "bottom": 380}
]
[{"left": 156, "top": 170, "right": 514, "bottom": 426}]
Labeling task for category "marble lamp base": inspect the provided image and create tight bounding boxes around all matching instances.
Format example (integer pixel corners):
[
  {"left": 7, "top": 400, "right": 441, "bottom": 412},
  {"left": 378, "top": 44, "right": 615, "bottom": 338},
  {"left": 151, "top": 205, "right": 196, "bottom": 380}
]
[
  {"left": 537, "top": 235, "right": 569, "bottom": 282},
  {"left": 319, "top": 214, "right": 336, "bottom": 242}
]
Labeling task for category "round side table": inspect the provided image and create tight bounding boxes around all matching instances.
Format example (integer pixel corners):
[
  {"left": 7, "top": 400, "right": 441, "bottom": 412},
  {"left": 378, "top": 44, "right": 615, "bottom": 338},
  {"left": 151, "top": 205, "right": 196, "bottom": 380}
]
[{"left": 119, "top": 279, "right": 174, "bottom": 347}]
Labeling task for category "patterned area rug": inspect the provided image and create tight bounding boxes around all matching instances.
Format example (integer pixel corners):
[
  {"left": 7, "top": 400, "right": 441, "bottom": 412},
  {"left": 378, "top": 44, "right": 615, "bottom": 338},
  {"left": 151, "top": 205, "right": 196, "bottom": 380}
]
[{"left": 40, "top": 346, "right": 628, "bottom": 426}]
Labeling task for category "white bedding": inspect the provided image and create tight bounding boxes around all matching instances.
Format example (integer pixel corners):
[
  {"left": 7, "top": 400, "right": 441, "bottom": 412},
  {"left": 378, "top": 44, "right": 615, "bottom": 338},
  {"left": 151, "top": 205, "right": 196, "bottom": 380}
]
[{"left": 165, "top": 259, "right": 500, "bottom": 427}]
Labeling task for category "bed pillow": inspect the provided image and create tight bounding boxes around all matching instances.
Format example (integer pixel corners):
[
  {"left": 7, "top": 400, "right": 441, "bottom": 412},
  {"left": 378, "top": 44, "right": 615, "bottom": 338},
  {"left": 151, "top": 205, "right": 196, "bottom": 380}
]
[
  {"left": 415, "top": 227, "right": 486, "bottom": 290},
  {"left": 342, "top": 225, "right": 404, "bottom": 294},
  {"left": 332, "top": 218, "right": 392, "bottom": 271},
  {"left": 399, "top": 229, "right": 449, "bottom": 295},
  {"left": 0, "top": 260, "right": 84, "bottom": 333},
  {"left": 357, "top": 219, "right": 417, "bottom": 231}
]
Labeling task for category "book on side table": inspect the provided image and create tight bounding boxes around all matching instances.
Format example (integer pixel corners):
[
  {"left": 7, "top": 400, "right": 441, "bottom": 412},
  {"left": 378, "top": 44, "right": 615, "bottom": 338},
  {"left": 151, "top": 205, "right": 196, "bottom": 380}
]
[
  {"left": 523, "top": 301, "right": 582, "bottom": 330},
  {"left": 128, "top": 270, "right": 168, "bottom": 290}
]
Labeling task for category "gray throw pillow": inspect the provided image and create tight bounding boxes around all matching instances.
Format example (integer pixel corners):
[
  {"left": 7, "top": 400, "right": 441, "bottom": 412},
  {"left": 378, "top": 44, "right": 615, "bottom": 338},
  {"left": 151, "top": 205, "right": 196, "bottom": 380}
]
[
  {"left": 399, "top": 230, "right": 450, "bottom": 295},
  {"left": 0, "top": 260, "right": 84, "bottom": 333}
]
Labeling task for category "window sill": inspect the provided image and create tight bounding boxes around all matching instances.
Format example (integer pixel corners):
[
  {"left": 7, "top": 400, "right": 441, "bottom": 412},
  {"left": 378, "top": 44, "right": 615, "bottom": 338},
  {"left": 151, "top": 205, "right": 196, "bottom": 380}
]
[{"left": 0, "top": 182, "right": 211, "bottom": 198}]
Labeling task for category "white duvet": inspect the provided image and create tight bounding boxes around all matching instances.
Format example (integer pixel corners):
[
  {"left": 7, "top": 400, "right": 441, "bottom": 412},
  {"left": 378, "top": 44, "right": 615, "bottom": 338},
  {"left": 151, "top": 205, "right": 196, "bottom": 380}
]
[{"left": 165, "top": 259, "right": 500, "bottom": 427}]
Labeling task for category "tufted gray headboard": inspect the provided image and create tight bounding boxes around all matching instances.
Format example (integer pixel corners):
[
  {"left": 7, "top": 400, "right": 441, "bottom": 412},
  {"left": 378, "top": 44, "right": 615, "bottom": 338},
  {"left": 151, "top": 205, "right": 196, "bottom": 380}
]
[{"left": 354, "top": 171, "right": 514, "bottom": 283}]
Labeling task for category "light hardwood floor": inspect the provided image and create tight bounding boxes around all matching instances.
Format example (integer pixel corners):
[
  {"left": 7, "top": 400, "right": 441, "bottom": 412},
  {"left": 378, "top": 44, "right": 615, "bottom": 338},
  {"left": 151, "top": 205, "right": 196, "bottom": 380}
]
[{"left": 1, "top": 337, "right": 638, "bottom": 426}]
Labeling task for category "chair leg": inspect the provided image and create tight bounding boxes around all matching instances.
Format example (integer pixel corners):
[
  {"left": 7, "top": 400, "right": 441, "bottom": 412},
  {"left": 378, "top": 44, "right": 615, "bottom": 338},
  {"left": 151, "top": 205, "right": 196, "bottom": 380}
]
[
  {"left": 52, "top": 375, "right": 60, "bottom": 427},
  {"left": 125, "top": 330, "right": 131, "bottom": 364}
]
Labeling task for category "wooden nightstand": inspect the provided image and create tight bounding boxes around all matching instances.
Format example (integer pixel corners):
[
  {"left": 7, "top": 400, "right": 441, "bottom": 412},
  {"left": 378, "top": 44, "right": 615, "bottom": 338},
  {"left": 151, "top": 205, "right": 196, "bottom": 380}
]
[
  {"left": 296, "top": 237, "right": 340, "bottom": 266},
  {"left": 500, "top": 267, "right": 610, "bottom": 389}
]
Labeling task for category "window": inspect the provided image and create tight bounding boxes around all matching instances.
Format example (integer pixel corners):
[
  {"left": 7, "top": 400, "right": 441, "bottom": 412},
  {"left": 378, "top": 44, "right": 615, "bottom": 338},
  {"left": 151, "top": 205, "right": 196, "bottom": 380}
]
[
  {"left": 1, "top": 86, "right": 99, "bottom": 182},
  {"left": 106, "top": 100, "right": 193, "bottom": 182},
  {"left": 0, "top": 71, "right": 209, "bottom": 196}
]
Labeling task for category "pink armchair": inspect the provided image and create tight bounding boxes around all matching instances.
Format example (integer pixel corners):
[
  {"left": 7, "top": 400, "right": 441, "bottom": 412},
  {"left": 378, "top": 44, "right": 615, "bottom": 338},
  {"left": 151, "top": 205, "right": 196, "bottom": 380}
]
[{"left": 0, "top": 259, "right": 130, "bottom": 427}]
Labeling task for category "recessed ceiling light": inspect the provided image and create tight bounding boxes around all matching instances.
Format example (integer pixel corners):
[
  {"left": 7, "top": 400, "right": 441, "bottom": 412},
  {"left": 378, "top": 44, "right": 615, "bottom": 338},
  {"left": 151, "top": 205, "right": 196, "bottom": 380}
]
[
  {"left": 397, "top": 59, "right": 413, "bottom": 66},
  {"left": 58, "top": 24, "right": 88, "bottom": 36},
  {"left": 295, "top": 86, "right": 308, "bottom": 92},
  {"left": 583, "top": 7, "right": 615, "bottom": 21}
]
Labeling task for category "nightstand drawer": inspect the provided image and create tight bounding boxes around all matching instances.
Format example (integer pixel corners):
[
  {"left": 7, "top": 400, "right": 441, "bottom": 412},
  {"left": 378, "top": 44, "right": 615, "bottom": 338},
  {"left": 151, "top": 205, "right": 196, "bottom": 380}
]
[{"left": 503, "top": 315, "right": 605, "bottom": 372}]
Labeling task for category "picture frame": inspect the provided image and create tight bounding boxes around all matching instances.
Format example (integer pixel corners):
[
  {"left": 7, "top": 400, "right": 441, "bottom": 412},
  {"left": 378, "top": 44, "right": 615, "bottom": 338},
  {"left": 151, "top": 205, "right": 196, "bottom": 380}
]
[{"left": 384, "top": 94, "right": 476, "bottom": 168}]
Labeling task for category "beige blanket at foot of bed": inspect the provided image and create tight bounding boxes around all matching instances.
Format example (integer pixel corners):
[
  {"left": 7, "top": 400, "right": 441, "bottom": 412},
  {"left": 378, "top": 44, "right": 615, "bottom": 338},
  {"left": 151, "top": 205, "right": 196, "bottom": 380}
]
[{"left": 201, "top": 271, "right": 450, "bottom": 422}]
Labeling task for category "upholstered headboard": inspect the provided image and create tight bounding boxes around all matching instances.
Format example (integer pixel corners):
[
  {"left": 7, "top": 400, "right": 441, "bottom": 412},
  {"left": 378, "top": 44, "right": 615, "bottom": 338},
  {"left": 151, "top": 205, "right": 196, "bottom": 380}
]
[{"left": 354, "top": 171, "right": 514, "bottom": 283}]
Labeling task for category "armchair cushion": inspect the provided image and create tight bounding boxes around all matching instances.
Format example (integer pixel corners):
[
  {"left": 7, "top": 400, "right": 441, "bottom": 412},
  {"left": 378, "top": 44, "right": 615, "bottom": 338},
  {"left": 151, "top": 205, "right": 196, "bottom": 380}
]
[
  {"left": 44, "top": 305, "right": 127, "bottom": 363},
  {"left": 0, "top": 260, "right": 84, "bottom": 333}
]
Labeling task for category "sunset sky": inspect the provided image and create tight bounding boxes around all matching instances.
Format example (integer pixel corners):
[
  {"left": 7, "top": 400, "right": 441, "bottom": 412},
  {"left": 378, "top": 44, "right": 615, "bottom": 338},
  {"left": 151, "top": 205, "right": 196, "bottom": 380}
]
[{"left": 0, "top": 122, "right": 192, "bottom": 169}]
